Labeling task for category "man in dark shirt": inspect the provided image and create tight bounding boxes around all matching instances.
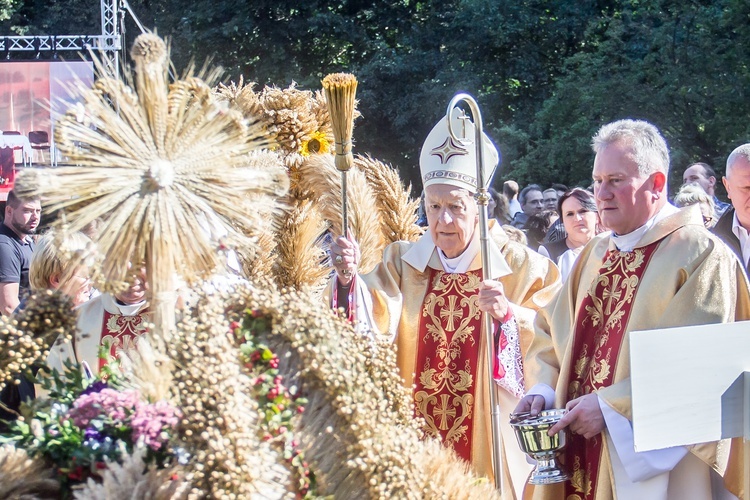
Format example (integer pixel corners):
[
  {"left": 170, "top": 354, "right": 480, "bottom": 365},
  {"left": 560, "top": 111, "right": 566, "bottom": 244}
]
[{"left": 0, "top": 190, "right": 41, "bottom": 315}]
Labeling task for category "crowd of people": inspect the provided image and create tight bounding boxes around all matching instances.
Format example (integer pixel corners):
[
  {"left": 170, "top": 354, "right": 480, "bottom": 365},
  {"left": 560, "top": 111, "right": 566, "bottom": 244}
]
[
  {"left": 0, "top": 112, "right": 748, "bottom": 499},
  {"left": 475, "top": 155, "right": 745, "bottom": 286}
]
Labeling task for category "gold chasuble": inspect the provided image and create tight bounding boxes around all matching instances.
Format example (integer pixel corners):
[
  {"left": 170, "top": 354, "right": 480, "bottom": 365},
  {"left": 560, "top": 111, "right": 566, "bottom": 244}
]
[
  {"left": 331, "top": 223, "right": 561, "bottom": 499},
  {"left": 564, "top": 243, "right": 659, "bottom": 499},
  {"left": 524, "top": 205, "right": 750, "bottom": 500}
]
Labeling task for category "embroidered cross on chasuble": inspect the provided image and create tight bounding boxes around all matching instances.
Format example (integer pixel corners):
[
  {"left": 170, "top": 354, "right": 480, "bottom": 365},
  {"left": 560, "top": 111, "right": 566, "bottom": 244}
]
[
  {"left": 98, "top": 309, "right": 149, "bottom": 371},
  {"left": 564, "top": 242, "right": 659, "bottom": 500},
  {"left": 414, "top": 268, "right": 492, "bottom": 462}
]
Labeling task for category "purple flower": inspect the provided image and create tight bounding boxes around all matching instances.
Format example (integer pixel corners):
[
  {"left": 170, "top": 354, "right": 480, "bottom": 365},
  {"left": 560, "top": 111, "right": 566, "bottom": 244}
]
[
  {"left": 80, "top": 381, "right": 109, "bottom": 396},
  {"left": 84, "top": 427, "right": 104, "bottom": 442}
]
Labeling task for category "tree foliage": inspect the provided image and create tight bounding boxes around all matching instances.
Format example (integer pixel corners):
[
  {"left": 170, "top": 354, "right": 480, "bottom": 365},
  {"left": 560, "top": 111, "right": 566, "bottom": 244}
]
[{"left": 2, "top": 0, "right": 749, "bottom": 193}]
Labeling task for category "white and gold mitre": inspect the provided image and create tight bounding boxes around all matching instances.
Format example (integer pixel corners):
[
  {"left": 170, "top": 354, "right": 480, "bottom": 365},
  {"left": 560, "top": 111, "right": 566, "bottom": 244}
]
[{"left": 419, "top": 107, "right": 500, "bottom": 193}]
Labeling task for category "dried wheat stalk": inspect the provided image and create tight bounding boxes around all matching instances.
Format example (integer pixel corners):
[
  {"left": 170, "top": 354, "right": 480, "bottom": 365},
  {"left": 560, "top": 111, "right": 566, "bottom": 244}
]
[
  {"left": 297, "top": 154, "right": 384, "bottom": 274},
  {"left": 0, "top": 445, "right": 59, "bottom": 499},
  {"left": 354, "top": 154, "right": 422, "bottom": 244},
  {"left": 14, "top": 33, "right": 288, "bottom": 341}
]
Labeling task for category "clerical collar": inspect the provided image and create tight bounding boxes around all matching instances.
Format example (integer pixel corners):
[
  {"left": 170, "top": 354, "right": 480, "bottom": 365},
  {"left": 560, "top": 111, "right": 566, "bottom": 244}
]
[
  {"left": 731, "top": 211, "right": 750, "bottom": 267},
  {"left": 437, "top": 229, "right": 479, "bottom": 273},
  {"left": 101, "top": 293, "right": 147, "bottom": 316},
  {"left": 611, "top": 203, "right": 679, "bottom": 251},
  {"left": 116, "top": 301, "right": 147, "bottom": 316}
]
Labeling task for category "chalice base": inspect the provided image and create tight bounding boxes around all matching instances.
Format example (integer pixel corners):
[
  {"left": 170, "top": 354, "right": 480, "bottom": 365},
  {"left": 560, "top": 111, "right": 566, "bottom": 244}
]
[{"left": 529, "top": 453, "right": 570, "bottom": 485}]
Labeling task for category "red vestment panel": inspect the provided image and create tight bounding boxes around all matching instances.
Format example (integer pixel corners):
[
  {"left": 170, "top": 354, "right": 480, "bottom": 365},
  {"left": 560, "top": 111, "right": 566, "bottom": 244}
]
[
  {"left": 98, "top": 309, "right": 149, "bottom": 371},
  {"left": 414, "top": 268, "right": 484, "bottom": 462},
  {"left": 564, "top": 242, "right": 659, "bottom": 500}
]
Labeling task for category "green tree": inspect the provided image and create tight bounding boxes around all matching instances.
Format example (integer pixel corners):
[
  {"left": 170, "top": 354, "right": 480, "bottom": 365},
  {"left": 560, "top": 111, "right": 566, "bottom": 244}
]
[{"left": 513, "top": 0, "right": 750, "bottom": 193}]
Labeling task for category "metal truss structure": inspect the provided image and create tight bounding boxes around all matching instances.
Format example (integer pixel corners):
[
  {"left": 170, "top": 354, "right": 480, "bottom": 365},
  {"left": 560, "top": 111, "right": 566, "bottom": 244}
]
[{"left": 0, "top": 0, "right": 121, "bottom": 73}]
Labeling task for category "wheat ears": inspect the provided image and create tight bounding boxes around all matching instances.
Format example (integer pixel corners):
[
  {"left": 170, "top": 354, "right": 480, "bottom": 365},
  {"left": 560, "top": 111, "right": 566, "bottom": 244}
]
[{"left": 14, "top": 34, "right": 288, "bottom": 338}]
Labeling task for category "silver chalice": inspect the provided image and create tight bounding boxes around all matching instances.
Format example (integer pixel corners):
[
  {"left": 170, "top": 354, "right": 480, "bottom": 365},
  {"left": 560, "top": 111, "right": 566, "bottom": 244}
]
[{"left": 510, "top": 408, "right": 570, "bottom": 485}]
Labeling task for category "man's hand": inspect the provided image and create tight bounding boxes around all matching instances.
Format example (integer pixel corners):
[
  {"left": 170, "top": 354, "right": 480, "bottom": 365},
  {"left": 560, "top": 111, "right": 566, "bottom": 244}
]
[
  {"left": 513, "top": 394, "right": 546, "bottom": 417},
  {"left": 330, "top": 235, "right": 360, "bottom": 286},
  {"left": 548, "top": 393, "right": 605, "bottom": 439},
  {"left": 478, "top": 279, "right": 509, "bottom": 321}
]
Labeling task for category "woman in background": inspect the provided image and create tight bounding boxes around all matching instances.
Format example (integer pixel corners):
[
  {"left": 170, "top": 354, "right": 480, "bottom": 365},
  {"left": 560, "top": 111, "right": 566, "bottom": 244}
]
[
  {"left": 0, "top": 231, "right": 92, "bottom": 427},
  {"left": 29, "top": 231, "right": 92, "bottom": 307},
  {"left": 488, "top": 187, "right": 511, "bottom": 224},
  {"left": 673, "top": 183, "right": 717, "bottom": 229},
  {"left": 539, "top": 188, "right": 600, "bottom": 282}
]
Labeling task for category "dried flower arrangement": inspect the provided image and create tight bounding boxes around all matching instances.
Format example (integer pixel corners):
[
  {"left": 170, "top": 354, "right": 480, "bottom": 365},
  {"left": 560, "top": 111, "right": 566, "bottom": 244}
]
[
  {"left": 14, "top": 33, "right": 289, "bottom": 339},
  {"left": 220, "top": 282, "right": 501, "bottom": 500},
  {"left": 0, "top": 291, "right": 76, "bottom": 386},
  {"left": 215, "top": 77, "right": 422, "bottom": 289}
]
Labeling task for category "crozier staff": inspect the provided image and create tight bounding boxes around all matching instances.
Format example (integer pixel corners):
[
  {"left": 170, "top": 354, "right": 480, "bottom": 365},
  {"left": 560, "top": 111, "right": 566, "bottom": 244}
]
[{"left": 329, "top": 107, "right": 561, "bottom": 499}]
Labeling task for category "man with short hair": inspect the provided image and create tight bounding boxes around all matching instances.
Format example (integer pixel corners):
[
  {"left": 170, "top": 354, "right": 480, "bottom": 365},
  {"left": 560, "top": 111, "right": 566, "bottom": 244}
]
[
  {"left": 517, "top": 120, "right": 748, "bottom": 499},
  {"left": 511, "top": 184, "right": 543, "bottom": 228},
  {"left": 712, "top": 144, "right": 750, "bottom": 278},
  {"left": 0, "top": 190, "right": 41, "bottom": 315},
  {"left": 504, "top": 180, "right": 522, "bottom": 218},
  {"left": 551, "top": 183, "right": 569, "bottom": 198},
  {"left": 542, "top": 188, "right": 559, "bottom": 212},
  {"left": 683, "top": 162, "right": 730, "bottom": 216}
]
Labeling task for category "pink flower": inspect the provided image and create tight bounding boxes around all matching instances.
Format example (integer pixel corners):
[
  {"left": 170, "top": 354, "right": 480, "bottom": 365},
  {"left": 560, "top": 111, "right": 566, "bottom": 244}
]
[
  {"left": 68, "top": 389, "right": 141, "bottom": 428},
  {"left": 131, "top": 400, "right": 180, "bottom": 450}
]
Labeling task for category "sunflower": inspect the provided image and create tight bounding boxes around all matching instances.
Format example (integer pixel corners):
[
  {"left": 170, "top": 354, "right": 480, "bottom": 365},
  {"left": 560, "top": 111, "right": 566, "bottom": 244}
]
[{"left": 299, "top": 130, "right": 332, "bottom": 157}]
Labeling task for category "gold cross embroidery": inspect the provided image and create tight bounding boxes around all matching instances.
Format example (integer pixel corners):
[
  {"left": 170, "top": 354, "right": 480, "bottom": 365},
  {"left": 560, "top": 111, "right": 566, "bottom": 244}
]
[
  {"left": 435, "top": 393, "right": 456, "bottom": 430},
  {"left": 440, "top": 295, "right": 462, "bottom": 331},
  {"left": 430, "top": 136, "right": 469, "bottom": 164},
  {"left": 601, "top": 274, "right": 622, "bottom": 315}
]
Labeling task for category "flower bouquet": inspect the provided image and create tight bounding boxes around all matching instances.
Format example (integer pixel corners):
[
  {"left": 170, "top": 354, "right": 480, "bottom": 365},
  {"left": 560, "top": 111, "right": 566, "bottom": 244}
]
[{"left": 1, "top": 361, "right": 181, "bottom": 496}]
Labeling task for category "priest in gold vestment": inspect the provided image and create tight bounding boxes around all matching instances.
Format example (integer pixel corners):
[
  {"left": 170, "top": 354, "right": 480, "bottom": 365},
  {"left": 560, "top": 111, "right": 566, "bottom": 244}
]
[
  {"left": 516, "top": 119, "right": 750, "bottom": 500},
  {"left": 329, "top": 109, "right": 561, "bottom": 499}
]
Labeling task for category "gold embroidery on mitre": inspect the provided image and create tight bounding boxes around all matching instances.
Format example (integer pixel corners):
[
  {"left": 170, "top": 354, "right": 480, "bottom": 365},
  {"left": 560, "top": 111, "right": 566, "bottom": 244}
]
[{"left": 415, "top": 273, "right": 481, "bottom": 447}]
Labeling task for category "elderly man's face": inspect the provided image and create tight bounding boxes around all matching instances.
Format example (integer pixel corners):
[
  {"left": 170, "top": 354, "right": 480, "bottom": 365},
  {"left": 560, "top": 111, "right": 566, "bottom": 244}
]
[
  {"left": 425, "top": 184, "right": 478, "bottom": 259},
  {"left": 593, "top": 140, "right": 663, "bottom": 235},
  {"left": 522, "top": 190, "right": 544, "bottom": 216},
  {"left": 723, "top": 156, "right": 750, "bottom": 229}
]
